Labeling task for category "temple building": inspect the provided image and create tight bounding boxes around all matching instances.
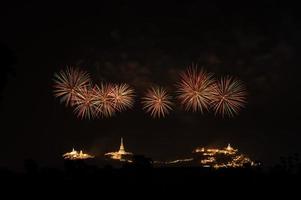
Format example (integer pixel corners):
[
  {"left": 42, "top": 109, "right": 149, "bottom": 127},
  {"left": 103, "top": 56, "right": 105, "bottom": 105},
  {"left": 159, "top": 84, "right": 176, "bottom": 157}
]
[
  {"left": 63, "top": 148, "right": 94, "bottom": 160},
  {"left": 105, "top": 138, "right": 133, "bottom": 162},
  {"left": 154, "top": 144, "right": 257, "bottom": 168},
  {"left": 193, "top": 144, "right": 256, "bottom": 168}
]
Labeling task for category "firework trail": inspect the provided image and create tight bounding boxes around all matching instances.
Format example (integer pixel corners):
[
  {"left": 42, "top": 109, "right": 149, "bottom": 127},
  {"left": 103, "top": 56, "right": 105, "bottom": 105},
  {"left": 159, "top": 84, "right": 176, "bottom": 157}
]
[
  {"left": 109, "top": 83, "right": 135, "bottom": 112},
  {"left": 52, "top": 65, "right": 247, "bottom": 119},
  {"left": 53, "top": 67, "right": 91, "bottom": 106},
  {"left": 176, "top": 66, "right": 215, "bottom": 113},
  {"left": 92, "top": 83, "right": 116, "bottom": 118},
  {"left": 72, "top": 86, "right": 97, "bottom": 119},
  {"left": 210, "top": 76, "right": 247, "bottom": 117},
  {"left": 142, "top": 86, "right": 173, "bottom": 118}
]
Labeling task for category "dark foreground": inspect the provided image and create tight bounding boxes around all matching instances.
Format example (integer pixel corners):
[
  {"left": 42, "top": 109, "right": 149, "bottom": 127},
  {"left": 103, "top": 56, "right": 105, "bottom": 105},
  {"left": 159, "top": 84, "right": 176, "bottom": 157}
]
[{"left": 1, "top": 159, "right": 300, "bottom": 193}]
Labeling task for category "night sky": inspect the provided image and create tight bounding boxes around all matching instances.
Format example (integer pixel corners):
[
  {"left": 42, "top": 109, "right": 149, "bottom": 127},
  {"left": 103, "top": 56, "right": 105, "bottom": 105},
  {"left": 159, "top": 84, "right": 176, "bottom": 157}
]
[{"left": 1, "top": 1, "right": 300, "bottom": 170}]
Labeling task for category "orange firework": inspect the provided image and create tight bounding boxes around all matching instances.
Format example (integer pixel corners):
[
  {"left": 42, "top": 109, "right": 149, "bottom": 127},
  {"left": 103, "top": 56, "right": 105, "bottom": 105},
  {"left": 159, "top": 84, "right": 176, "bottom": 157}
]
[
  {"left": 92, "top": 83, "right": 116, "bottom": 118},
  {"left": 210, "top": 76, "right": 247, "bottom": 117},
  {"left": 109, "top": 83, "right": 135, "bottom": 112},
  {"left": 176, "top": 66, "right": 214, "bottom": 113},
  {"left": 72, "top": 86, "right": 97, "bottom": 119},
  {"left": 142, "top": 86, "right": 173, "bottom": 118},
  {"left": 53, "top": 67, "right": 91, "bottom": 106}
]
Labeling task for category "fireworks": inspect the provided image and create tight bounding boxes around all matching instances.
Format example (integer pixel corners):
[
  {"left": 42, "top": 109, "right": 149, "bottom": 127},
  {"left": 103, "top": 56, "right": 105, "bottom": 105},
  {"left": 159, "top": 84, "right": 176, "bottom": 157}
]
[
  {"left": 142, "top": 86, "right": 173, "bottom": 118},
  {"left": 176, "top": 66, "right": 215, "bottom": 113},
  {"left": 53, "top": 67, "right": 91, "bottom": 106},
  {"left": 72, "top": 86, "right": 96, "bottom": 119},
  {"left": 92, "top": 83, "right": 116, "bottom": 118},
  {"left": 109, "top": 83, "right": 135, "bottom": 112},
  {"left": 53, "top": 67, "right": 136, "bottom": 118},
  {"left": 210, "top": 76, "right": 247, "bottom": 117},
  {"left": 53, "top": 65, "right": 248, "bottom": 119}
]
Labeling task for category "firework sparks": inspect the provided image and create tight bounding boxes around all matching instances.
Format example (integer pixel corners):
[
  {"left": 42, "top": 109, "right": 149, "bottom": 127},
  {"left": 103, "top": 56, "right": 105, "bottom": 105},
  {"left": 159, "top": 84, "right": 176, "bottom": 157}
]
[
  {"left": 109, "top": 83, "right": 135, "bottom": 112},
  {"left": 72, "top": 86, "right": 96, "bottom": 119},
  {"left": 52, "top": 66, "right": 247, "bottom": 119},
  {"left": 53, "top": 67, "right": 91, "bottom": 106},
  {"left": 210, "top": 76, "right": 247, "bottom": 117},
  {"left": 142, "top": 86, "right": 173, "bottom": 118},
  {"left": 176, "top": 66, "right": 215, "bottom": 113},
  {"left": 92, "top": 83, "right": 116, "bottom": 118}
]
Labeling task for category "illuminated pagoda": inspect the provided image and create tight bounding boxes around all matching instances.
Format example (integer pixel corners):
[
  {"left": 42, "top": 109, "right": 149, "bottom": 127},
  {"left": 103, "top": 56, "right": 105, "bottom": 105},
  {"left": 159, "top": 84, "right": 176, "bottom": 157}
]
[
  {"left": 193, "top": 144, "right": 256, "bottom": 168},
  {"left": 105, "top": 138, "right": 133, "bottom": 162},
  {"left": 154, "top": 143, "right": 257, "bottom": 168},
  {"left": 63, "top": 148, "right": 94, "bottom": 160}
]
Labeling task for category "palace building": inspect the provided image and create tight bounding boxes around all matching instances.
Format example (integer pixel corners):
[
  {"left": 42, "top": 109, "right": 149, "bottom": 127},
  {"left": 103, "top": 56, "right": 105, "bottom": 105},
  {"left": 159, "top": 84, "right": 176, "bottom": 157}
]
[{"left": 63, "top": 148, "right": 94, "bottom": 160}]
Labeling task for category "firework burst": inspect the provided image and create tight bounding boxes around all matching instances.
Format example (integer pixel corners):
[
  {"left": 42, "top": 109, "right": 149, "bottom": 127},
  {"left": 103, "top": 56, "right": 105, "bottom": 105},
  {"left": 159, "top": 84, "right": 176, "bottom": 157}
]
[
  {"left": 142, "top": 86, "right": 173, "bottom": 118},
  {"left": 92, "top": 83, "right": 116, "bottom": 118},
  {"left": 109, "top": 83, "right": 135, "bottom": 112},
  {"left": 210, "top": 76, "right": 247, "bottom": 117},
  {"left": 53, "top": 67, "right": 91, "bottom": 106},
  {"left": 72, "top": 86, "right": 96, "bottom": 119},
  {"left": 176, "top": 66, "right": 215, "bottom": 113}
]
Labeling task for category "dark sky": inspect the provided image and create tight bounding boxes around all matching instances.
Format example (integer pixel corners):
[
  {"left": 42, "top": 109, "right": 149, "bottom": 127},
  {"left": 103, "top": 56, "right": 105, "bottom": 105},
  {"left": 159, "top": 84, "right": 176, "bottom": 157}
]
[{"left": 1, "top": 1, "right": 300, "bottom": 169}]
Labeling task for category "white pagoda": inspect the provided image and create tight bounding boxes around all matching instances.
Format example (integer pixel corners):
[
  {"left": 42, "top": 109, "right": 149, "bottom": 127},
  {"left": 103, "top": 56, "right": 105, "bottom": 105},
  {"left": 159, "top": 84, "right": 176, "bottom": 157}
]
[{"left": 105, "top": 138, "right": 133, "bottom": 161}]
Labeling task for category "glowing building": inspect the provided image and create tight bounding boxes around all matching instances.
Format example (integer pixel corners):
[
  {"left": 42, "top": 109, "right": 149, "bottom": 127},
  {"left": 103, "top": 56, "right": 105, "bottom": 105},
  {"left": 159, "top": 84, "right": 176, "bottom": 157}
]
[
  {"left": 63, "top": 148, "right": 94, "bottom": 160},
  {"left": 154, "top": 144, "right": 257, "bottom": 168},
  {"left": 193, "top": 144, "right": 256, "bottom": 168},
  {"left": 105, "top": 138, "right": 133, "bottom": 162}
]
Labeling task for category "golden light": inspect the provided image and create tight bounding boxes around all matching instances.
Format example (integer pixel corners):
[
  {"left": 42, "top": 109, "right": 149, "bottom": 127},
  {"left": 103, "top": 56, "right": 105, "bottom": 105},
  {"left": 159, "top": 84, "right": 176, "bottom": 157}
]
[
  {"left": 105, "top": 138, "right": 133, "bottom": 162},
  {"left": 193, "top": 144, "right": 256, "bottom": 169},
  {"left": 63, "top": 148, "right": 94, "bottom": 160},
  {"left": 155, "top": 143, "right": 257, "bottom": 168}
]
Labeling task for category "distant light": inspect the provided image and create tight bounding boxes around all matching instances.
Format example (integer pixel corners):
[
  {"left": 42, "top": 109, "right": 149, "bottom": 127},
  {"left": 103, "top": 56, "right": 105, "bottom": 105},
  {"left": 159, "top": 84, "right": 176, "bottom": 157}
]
[
  {"left": 63, "top": 148, "right": 94, "bottom": 160},
  {"left": 105, "top": 138, "right": 133, "bottom": 162}
]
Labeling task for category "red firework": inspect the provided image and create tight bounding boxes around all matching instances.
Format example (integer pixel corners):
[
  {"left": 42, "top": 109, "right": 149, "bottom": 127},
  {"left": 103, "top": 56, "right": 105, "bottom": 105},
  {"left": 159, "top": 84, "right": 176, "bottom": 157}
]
[
  {"left": 142, "top": 86, "right": 173, "bottom": 118},
  {"left": 176, "top": 66, "right": 215, "bottom": 113},
  {"left": 210, "top": 76, "right": 247, "bottom": 117},
  {"left": 53, "top": 67, "right": 91, "bottom": 106},
  {"left": 72, "top": 86, "right": 96, "bottom": 119},
  {"left": 92, "top": 83, "right": 116, "bottom": 118},
  {"left": 109, "top": 83, "right": 135, "bottom": 112}
]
